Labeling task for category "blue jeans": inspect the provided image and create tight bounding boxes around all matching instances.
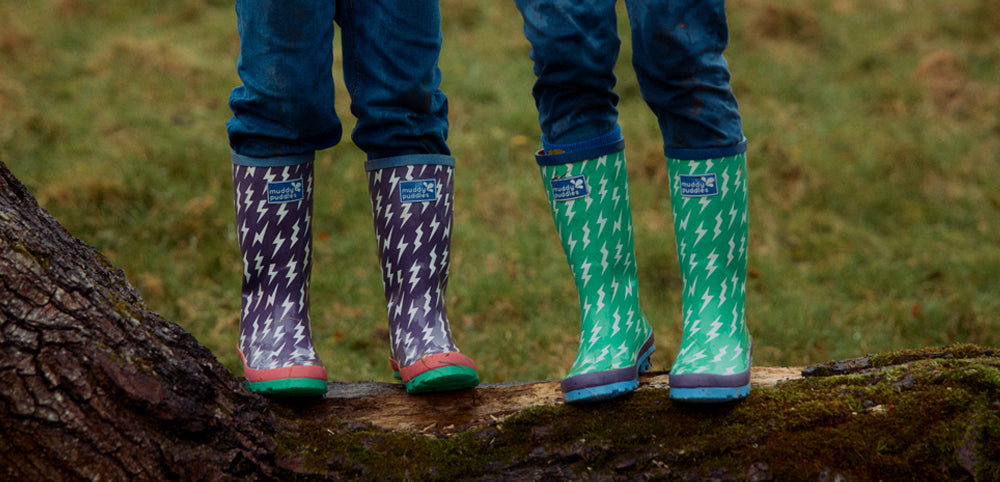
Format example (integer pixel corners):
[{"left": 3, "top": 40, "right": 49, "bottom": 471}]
[
  {"left": 516, "top": 0, "right": 746, "bottom": 161},
  {"left": 227, "top": 0, "right": 451, "bottom": 167}
]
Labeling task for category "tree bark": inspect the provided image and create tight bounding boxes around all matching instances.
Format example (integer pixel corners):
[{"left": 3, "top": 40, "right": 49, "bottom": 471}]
[
  {"left": 0, "top": 161, "right": 283, "bottom": 480},
  {"left": 4, "top": 160, "right": 999, "bottom": 481}
]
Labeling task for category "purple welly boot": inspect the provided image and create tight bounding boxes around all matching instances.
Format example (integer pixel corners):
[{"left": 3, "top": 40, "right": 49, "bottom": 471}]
[
  {"left": 367, "top": 156, "right": 479, "bottom": 393},
  {"left": 233, "top": 161, "right": 327, "bottom": 396}
]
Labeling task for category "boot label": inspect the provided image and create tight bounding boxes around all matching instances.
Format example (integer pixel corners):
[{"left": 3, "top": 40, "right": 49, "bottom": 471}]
[
  {"left": 550, "top": 174, "right": 589, "bottom": 202},
  {"left": 267, "top": 179, "right": 304, "bottom": 204},
  {"left": 400, "top": 179, "right": 437, "bottom": 203},
  {"left": 678, "top": 174, "right": 718, "bottom": 198}
]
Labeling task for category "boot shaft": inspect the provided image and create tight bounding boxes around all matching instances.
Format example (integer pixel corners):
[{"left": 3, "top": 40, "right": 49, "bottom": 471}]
[
  {"left": 367, "top": 161, "right": 458, "bottom": 366},
  {"left": 539, "top": 150, "right": 654, "bottom": 377},
  {"left": 233, "top": 162, "right": 319, "bottom": 369},
  {"left": 667, "top": 153, "right": 750, "bottom": 377}
]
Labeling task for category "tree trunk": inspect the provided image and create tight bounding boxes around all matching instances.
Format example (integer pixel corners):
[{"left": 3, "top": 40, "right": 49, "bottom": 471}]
[
  {"left": 0, "top": 161, "right": 284, "bottom": 480},
  {"left": 4, "top": 160, "right": 1000, "bottom": 481}
]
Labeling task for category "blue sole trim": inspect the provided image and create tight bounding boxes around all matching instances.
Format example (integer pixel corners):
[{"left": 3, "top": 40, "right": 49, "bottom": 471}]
[
  {"left": 669, "top": 383, "right": 751, "bottom": 403},
  {"left": 563, "top": 344, "right": 655, "bottom": 404}
]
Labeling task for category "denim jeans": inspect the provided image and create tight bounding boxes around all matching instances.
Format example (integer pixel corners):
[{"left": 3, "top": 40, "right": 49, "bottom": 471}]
[
  {"left": 227, "top": 0, "right": 451, "bottom": 167},
  {"left": 516, "top": 0, "right": 746, "bottom": 161}
]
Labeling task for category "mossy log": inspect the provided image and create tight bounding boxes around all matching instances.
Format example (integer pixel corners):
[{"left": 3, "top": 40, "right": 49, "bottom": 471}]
[{"left": 2, "top": 160, "right": 999, "bottom": 481}]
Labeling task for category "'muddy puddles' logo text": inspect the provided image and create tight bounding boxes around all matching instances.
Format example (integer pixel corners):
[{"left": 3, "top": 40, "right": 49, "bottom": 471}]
[
  {"left": 678, "top": 173, "right": 718, "bottom": 198},
  {"left": 400, "top": 179, "right": 438, "bottom": 203},
  {"left": 267, "top": 178, "right": 304, "bottom": 204},
  {"left": 550, "top": 174, "right": 589, "bottom": 202}
]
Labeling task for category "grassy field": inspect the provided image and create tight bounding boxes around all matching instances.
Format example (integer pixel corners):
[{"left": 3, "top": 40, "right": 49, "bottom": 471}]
[{"left": 2, "top": 0, "right": 999, "bottom": 384}]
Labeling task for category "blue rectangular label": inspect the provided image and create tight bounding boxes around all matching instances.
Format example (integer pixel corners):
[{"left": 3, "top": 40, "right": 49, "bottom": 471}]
[
  {"left": 550, "top": 174, "right": 589, "bottom": 202},
  {"left": 399, "top": 179, "right": 437, "bottom": 203},
  {"left": 678, "top": 173, "right": 718, "bottom": 197},
  {"left": 267, "top": 179, "right": 304, "bottom": 204}
]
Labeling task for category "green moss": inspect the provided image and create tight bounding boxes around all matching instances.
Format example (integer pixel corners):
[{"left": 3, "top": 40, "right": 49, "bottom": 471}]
[
  {"left": 9, "top": 242, "right": 50, "bottom": 271},
  {"left": 269, "top": 345, "right": 1000, "bottom": 480}
]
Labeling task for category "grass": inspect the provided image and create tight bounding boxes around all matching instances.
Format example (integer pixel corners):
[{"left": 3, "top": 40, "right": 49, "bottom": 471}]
[{"left": 2, "top": 0, "right": 999, "bottom": 384}]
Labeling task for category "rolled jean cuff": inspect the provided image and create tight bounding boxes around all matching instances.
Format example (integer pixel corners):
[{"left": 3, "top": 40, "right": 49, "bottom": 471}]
[
  {"left": 535, "top": 126, "right": 625, "bottom": 166},
  {"left": 364, "top": 153, "right": 455, "bottom": 172},
  {"left": 665, "top": 138, "right": 747, "bottom": 161},
  {"left": 231, "top": 150, "right": 315, "bottom": 167}
]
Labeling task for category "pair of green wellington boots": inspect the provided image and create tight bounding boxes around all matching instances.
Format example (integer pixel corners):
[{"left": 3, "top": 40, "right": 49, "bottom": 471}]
[{"left": 539, "top": 146, "right": 751, "bottom": 403}]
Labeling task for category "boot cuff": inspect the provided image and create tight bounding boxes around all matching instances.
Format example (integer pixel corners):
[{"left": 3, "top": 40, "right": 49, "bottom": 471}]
[{"left": 365, "top": 154, "right": 455, "bottom": 171}]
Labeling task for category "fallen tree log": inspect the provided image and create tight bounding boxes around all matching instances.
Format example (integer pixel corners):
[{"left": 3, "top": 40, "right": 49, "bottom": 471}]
[{"left": 2, "top": 160, "right": 999, "bottom": 481}]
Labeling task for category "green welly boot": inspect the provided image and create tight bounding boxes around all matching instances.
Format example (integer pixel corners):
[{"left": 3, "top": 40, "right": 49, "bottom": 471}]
[
  {"left": 540, "top": 148, "right": 655, "bottom": 403},
  {"left": 666, "top": 153, "right": 752, "bottom": 403}
]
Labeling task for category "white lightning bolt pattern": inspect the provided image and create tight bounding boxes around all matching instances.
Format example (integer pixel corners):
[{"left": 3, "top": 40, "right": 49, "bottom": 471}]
[
  {"left": 599, "top": 176, "right": 609, "bottom": 201},
  {"left": 588, "top": 323, "right": 603, "bottom": 349},
  {"left": 729, "top": 201, "right": 739, "bottom": 229},
  {"left": 291, "top": 322, "right": 309, "bottom": 357},
  {"left": 566, "top": 233, "right": 577, "bottom": 257},
  {"left": 595, "top": 287, "right": 606, "bottom": 314},
  {"left": 616, "top": 342, "right": 629, "bottom": 360},
  {"left": 687, "top": 309, "right": 699, "bottom": 334},
  {"left": 290, "top": 219, "right": 300, "bottom": 251},
  {"left": 581, "top": 224, "right": 591, "bottom": 249},
  {"left": 252, "top": 221, "right": 269, "bottom": 247},
  {"left": 242, "top": 183, "right": 255, "bottom": 213},
  {"left": 564, "top": 198, "right": 577, "bottom": 225},
  {"left": 678, "top": 212, "right": 690, "bottom": 232},
  {"left": 271, "top": 229, "right": 286, "bottom": 259},
  {"left": 407, "top": 298, "right": 420, "bottom": 325},
  {"left": 274, "top": 200, "right": 290, "bottom": 225},
  {"left": 255, "top": 199, "right": 270, "bottom": 224},
  {"left": 599, "top": 243, "right": 610, "bottom": 274},
  {"left": 700, "top": 290, "right": 715, "bottom": 314},
  {"left": 262, "top": 167, "right": 277, "bottom": 185},
  {"left": 612, "top": 186, "right": 621, "bottom": 209},
  {"left": 613, "top": 211, "right": 622, "bottom": 233},
  {"left": 395, "top": 232, "right": 409, "bottom": 262},
  {"left": 423, "top": 289, "right": 433, "bottom": 316},
  {"left": 728, "top": 234, "right": 736, "bottom": 265},
  {"left": 687, "top": 349, "right": 708, "bottom": 369},
  {"left": 713, "top": 344, "right": 728, "bottom": 363},
  {"left": 428, "top": 214, "right": 440, "bottom": 241},
  {"left": 412, "top": 223, "right": 423, "bottom": 252},
  {"left": 596, "top": 211, "right": 607, "bottom": 238},
  {"left": 614, "top": 240, "right": 625, "bottom": 269},
  {"left": 427, "top": 248, "right": 438, "bottom": 277},
  {"left": 713, "top": 211, "right": 723, "bottom": 240},
  {"left": 421, "top": 323, "right": 435, "bottom": 346},
  {"left": 580, "top": 260, "right": 592, "bottom": 287},
  {"left": 721, "top": 168, "right": 730, "bottom": 198},
  {"left": 611, "top": 311, "right": 621, "bottom": 338},
  {"left": 374, "top": 192, "right": 384, "bottom": 218},
  {"left": 705, "top": 250, "right": 719, "bottom": 279},
  {"left": 399, "top": 201, "right": 413, "bottom": 227},
  {"left": 731, "top": 344, "right": 745, "bottom": 362},
  {"left": 707, "top": 316, "right": 723, "bottom": 343},
  {"left": 698, "top": 195, "right": 712, "bottom": 214},
  {"left": 285, "top": 259, "right": 298, "bottom": 288},
  {"left": 388, "top": 169, "right": 401, "bottom": 196},
  {"left": 694, "top": 221, "right": 707, "bottom": 247},
  {"left": 594, "top": 346, "right": 609, "bottom": 363}
]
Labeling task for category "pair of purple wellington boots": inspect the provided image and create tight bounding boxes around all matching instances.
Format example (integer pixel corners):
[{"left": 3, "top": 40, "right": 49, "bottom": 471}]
[{"left": 233, "top": 158, "right": 478, "bottom": 396}]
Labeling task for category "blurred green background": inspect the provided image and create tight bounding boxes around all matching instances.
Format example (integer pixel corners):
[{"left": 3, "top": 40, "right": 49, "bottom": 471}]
[{"left": 2, "top": 0, "right": 999, "bottom": 383}]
